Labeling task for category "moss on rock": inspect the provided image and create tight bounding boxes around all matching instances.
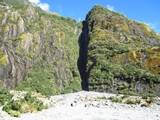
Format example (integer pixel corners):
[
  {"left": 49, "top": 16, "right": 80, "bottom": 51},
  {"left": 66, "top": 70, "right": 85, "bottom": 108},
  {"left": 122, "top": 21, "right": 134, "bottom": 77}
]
[{"left": 82, "top": 5, "right": 160, "bottom": 96}]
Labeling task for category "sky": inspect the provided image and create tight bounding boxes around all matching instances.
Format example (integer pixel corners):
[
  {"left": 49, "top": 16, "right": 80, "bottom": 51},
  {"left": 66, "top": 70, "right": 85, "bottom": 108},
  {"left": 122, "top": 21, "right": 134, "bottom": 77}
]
[{"left": 29, "top": 0, "right": 160, "bottom": 32}]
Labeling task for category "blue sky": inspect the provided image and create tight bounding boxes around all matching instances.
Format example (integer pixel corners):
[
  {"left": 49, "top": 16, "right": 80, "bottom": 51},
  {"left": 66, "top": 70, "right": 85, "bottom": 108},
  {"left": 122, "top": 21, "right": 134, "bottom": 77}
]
[{"left": 30, "top": 0, "right": 160, "bottom": 32}]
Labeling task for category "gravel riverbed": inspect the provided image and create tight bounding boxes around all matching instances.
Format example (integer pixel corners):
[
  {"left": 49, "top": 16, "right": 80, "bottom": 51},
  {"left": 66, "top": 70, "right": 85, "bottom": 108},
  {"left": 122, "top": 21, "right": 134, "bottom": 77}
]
[{"left": 0, "top": 91, "right": 160, "bottom": 120}]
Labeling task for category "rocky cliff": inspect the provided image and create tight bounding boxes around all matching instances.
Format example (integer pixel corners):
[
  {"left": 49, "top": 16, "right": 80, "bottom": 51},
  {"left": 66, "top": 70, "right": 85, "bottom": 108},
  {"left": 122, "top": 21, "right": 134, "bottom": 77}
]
[
  {"left": 0, "top": 0, "right": 81, "bottom": 95},
  {"left": 79, "top": 5, "right": 160, "bottom": 96},
  {"left": 0, "top": 1, "right": 160, "bottom": 96}
]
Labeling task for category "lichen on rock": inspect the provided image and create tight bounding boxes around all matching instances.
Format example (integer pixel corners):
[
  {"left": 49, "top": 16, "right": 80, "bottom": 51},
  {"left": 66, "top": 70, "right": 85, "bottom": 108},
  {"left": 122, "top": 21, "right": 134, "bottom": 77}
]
[
  {"left": 78, "top": 5, "right": 160, "bottom": 96},
  {"left": 0, "top": 0, "right": 81, "bottom": 94}
]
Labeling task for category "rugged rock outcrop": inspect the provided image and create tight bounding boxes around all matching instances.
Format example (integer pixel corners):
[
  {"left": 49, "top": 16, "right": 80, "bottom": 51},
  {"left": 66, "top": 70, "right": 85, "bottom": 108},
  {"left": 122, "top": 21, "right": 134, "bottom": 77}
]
[
  {"left": 0, "top": 0, "right": 81, "bottom": 94},
  {"left": 1, "top": 1, "right": 160, "bottom": 96},
  {"left": 79, "top": 5, "right": 160, "bottom": 96}
]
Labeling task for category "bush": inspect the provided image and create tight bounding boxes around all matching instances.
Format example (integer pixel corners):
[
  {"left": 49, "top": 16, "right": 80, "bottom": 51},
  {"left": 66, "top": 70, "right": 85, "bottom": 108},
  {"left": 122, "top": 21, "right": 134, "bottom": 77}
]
[
  {"left": 109, "top": 95, "right": 141, "bottom": 105},
  {"left": 108, "top": 96, "right": 122, "bottom": 103},
  {"left": 2, "top": 93, "right": 46, "bottom": 117},
  {"left": 3, "top": 100, "right": 21, "bottom": 117},
  {"left": 124, "top": 98, "right": 141, "bottom": 104},
  {"left": 0, "top": 89, "right": 12, "bottom": 106},
  {"left": 141, "top": 93, "right": 155, "bottom": 104},
  {"left": 61, "top": 79, "right": 81, "bottom": 94},
  {"left": 16, "top": 68, "right": 60, "bottom": 96}
]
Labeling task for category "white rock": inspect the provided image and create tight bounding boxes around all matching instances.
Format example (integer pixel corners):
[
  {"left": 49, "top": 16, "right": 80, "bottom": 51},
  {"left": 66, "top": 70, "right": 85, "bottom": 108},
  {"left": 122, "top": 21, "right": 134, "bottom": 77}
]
[{"left": 0, "top": 91, "right": 160, "bottom": 120}]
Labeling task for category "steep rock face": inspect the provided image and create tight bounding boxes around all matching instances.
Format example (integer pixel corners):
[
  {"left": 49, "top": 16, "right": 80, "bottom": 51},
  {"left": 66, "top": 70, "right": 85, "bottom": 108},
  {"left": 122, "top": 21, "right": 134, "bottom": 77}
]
[
  {"left": 0, "top": 0, "right": 81, "bottom": 94},
  {"left": 79, "top": 6, "right": 160, "bottom": 96}
]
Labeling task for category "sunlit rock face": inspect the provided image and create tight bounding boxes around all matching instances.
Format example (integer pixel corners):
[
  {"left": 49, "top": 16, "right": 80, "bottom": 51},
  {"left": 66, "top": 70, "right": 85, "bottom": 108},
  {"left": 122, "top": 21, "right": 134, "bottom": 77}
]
[
  {"left": 79, "top": 5, "right": 160, "bottom": 96},
  {"left": 1, "top": 1, "right": 160, "bottom": 96},
  {"left": 0, "top": 0, "right": 81, "bottom": 94}
]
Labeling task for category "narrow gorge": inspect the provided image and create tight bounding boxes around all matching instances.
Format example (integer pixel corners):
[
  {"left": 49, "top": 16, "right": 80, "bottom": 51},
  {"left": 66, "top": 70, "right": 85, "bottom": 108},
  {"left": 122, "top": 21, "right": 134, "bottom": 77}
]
[
  {"left": 0, "top": 0, "right": 160, "bottom": 97},
  {"left": 0, "top": 1, "right": 160, "bottom": 119}
]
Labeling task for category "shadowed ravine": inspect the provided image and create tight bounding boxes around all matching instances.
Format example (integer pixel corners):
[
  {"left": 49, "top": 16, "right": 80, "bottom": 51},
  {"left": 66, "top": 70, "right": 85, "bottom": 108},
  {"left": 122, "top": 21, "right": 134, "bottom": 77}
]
[{"left": 77, "top": 21, "right": 89, "bottom": 91}]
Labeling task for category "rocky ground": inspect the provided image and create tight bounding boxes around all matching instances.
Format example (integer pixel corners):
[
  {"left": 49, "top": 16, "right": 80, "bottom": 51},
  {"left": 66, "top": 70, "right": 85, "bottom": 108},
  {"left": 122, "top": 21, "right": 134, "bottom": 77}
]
[{"left": 0, "top": 91, "right": 160, "bottom": 120}]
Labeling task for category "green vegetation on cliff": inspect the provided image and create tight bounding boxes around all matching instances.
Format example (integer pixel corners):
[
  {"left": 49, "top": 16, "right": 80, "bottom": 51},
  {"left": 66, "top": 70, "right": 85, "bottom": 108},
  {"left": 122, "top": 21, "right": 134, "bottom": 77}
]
[
  {"left": 0, "top": 0, "right": 160, "bottom": 99},
  {"left": 82, "top": 5, "right": 160, "bottom": 96},
  {"left": 0, "top": 0, "right": 81, "bottom": 95}
]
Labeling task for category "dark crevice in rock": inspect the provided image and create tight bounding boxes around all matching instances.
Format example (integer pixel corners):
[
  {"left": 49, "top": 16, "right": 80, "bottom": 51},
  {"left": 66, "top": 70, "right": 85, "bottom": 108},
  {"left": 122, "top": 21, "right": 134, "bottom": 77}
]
[{"left": 78, "top": 21, "right": 89, "bottom": 91}]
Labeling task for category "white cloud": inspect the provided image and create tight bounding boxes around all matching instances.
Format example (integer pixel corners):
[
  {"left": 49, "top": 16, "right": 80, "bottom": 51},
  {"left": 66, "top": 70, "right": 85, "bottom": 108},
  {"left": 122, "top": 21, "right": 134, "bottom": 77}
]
[
  {"left": 29, "top": 0, "right": 50, "bottom": 11},
  {"left": 38, "top": 3, "right": 50, "bottom": 11},
  {"left": 106, "top": 5, "right": 115, "bottom": 11},
  {"left": 28, "top": 0, "right": 40, "bottom": 4}
]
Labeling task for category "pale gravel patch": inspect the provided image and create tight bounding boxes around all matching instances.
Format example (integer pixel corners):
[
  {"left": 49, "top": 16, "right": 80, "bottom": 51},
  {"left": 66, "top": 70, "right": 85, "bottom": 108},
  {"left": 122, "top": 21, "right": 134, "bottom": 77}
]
[{"left": 0, "top": 91, "right": 160, "bottom": 120}]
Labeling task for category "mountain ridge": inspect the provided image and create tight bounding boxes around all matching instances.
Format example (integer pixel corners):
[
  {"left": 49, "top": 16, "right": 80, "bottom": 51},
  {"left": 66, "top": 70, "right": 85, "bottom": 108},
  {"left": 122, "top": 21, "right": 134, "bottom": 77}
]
[{"left": 0, "top": 1, "right": 160, "bottom": 96}]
